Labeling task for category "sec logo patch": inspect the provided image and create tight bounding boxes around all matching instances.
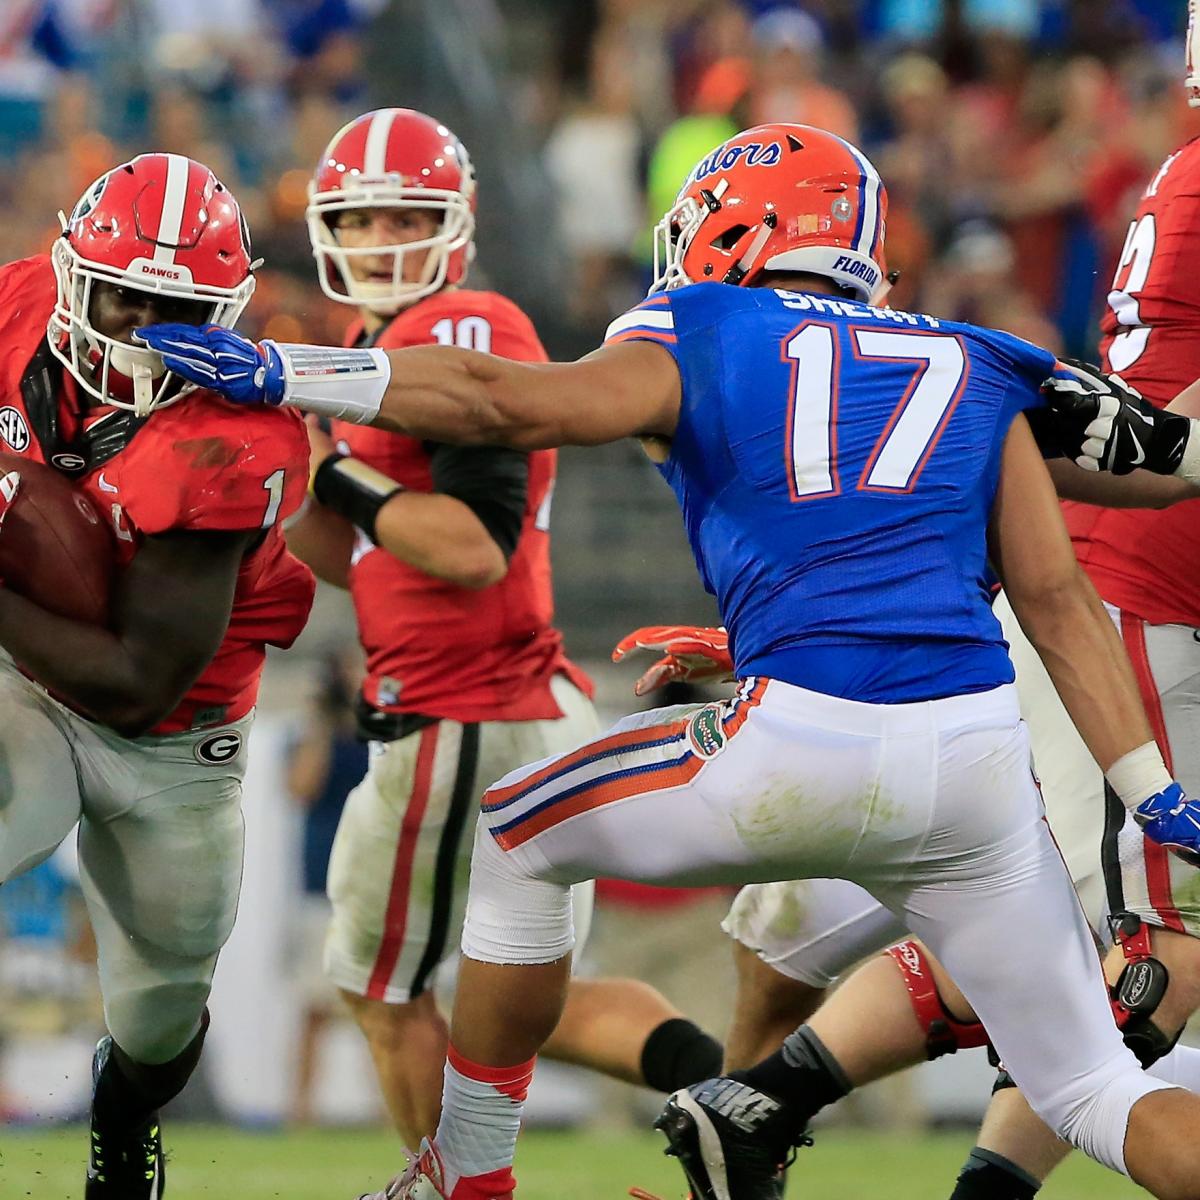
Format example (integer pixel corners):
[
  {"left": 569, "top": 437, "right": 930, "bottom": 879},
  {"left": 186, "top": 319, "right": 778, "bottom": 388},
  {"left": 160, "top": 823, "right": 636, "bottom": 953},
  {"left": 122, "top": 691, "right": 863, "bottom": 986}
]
[
  {"left": 194, "top": 731, "right": 243, "bottom": 765},
  {"left": 0, "top": 407, "right": 30, "bottom": 452},
  {"left": 687, "top": 704, "right": 727, "bottom": 759}
]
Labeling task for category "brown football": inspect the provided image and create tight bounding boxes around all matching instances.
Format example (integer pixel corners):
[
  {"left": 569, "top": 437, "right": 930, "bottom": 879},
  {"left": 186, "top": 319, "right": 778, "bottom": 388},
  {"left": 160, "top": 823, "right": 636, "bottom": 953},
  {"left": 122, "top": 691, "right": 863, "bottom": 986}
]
[{"left": 0, "top": 453, "right": 114, "bottom": 625}]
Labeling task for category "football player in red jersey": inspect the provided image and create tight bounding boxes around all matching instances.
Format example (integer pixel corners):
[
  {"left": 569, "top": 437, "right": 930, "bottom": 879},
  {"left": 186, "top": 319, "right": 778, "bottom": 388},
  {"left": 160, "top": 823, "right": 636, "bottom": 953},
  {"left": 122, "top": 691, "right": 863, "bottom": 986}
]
[
  {"left": 265, "top": 108, "right": 723, "bottom": 1148},
  {"left": 0, "top": 153, "right": 313, "bottom": 1198}
]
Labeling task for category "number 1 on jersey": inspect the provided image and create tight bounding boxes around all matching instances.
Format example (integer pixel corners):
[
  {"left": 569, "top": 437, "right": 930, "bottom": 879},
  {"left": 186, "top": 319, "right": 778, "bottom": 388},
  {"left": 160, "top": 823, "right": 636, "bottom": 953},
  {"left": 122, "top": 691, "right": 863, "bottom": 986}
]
[
  {"left": 785, "top": 324, "right": 966, "bottom": 499},
  {"left": 261, "top": 468, "right": 285, "bottom": 527}
]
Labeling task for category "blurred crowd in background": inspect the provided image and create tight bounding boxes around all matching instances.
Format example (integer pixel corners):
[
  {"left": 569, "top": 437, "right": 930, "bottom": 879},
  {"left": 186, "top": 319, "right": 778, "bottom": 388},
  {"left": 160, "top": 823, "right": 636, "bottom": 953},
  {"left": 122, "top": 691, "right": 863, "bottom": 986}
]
[
  {"left": 2, "top": 0, "right": 1198, "bottom": 360},
  {"left": 3, "top": 0, "right": 1200, "bottom": 1128},
  {"left": 530, "top": 0, "right": 1200, "bottom": 354},
  {"left": 0, "top": 0, "right": 387, "bottom": 348}
]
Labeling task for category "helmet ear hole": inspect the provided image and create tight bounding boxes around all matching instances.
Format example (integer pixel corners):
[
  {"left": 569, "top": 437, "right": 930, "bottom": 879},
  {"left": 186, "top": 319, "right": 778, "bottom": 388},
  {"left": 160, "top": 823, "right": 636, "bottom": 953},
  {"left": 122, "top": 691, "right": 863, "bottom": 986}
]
[{"left": 711, "top": 224, "right": 750, "bottom": 252}]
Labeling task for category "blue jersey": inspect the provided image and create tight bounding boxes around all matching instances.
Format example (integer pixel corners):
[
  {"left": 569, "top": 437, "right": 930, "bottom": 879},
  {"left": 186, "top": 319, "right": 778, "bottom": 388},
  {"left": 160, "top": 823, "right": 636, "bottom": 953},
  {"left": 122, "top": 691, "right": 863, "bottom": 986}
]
[{"left": 604, "top": 283, "right": 1055, "bottom": 703}]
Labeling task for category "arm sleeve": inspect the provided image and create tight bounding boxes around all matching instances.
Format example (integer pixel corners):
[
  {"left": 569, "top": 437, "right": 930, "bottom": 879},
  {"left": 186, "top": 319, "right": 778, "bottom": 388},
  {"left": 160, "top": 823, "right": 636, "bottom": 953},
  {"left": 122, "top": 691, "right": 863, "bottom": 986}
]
[{"left": 427, "top": 442, "right": 529, "bottom": 561}]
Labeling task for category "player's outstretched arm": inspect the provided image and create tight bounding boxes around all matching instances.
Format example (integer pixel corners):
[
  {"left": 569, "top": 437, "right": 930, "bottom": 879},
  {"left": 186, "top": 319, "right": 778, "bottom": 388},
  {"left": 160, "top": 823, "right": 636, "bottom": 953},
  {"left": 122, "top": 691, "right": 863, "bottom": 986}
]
[
  {"left": 135, "top": 324, "right": 682, "bottom": 450},
  {"left": 990, "top": 415, "right": 1156, "bottom": 768},
  {"left": 0, "top": 527, "right": 255, "bottom": 736},
  {"left": 1038, "top": 361, "right": 1200, "bottom": 505},
  {"left": 989, "top": 415, "right": 1200, "bottom": 864},
  {"left": 1044, "top": 457, "right": 1200, "bottom": 507}
]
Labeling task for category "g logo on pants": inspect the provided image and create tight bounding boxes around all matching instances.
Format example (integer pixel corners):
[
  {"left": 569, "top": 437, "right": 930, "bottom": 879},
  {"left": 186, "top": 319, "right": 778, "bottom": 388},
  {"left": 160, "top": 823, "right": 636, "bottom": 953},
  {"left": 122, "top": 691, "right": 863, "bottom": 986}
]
[{"left": 194, "top": 731, "right": 243, "bottom": 765}]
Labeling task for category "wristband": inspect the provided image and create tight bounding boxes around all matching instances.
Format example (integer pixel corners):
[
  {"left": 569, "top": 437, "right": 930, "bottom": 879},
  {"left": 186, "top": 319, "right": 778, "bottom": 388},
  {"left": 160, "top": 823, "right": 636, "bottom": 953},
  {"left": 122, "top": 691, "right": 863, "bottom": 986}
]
[
  {"left": 1106, "top": 741, "right": 1173, "bottom": 811},
  {"left": 311, "top": 452, "right": 404, "bottom": 542},
  {"left": 269, "top": 343, "right": 391, "bottom": 424},
  {"left": 1173, "top": 417, "right": 1200, "bottom": 487}
]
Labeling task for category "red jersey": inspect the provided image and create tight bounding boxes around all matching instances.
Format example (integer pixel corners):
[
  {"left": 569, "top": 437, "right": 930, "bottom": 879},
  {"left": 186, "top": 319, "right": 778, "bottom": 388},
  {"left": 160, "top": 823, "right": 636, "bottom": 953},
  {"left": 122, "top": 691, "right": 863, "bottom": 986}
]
[
  {"left": 1061, "top": 138, "right": 1200, "bottom": 626},
  {"left": 0, "top": 255, "right": 315, "bottom": 733},
  {"left": 332, "top": 289, "right": 591, "bottom": 722}
]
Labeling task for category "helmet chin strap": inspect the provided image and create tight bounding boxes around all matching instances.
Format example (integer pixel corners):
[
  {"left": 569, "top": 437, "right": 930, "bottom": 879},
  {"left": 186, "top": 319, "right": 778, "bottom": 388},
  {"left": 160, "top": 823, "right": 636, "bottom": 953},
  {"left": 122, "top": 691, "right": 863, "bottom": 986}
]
[
  {"left": 722, "top": 212, "right": 777, "bottom": 286},
  {"left": 868, "top": 270, "right": 901, "bottom": 308},
  {"left": 101, "top": 340, "right": 166, "bottom": 414},
  {"left": 131, "top": 362, "right": 156, "bottom": 417}
]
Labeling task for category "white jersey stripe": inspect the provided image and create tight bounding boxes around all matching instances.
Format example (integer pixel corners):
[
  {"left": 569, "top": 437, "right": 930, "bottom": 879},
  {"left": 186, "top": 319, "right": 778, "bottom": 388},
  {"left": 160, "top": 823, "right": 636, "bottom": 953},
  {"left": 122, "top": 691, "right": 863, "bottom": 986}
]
[
  {"left": 153, "top": 154, "right": 191, "bottom": 266},
  {"left": 604, "top": 308, "right": 675, "bottom": 341},
  {"left": 364, "top": 109, "right": 397, "bottom": 177}
]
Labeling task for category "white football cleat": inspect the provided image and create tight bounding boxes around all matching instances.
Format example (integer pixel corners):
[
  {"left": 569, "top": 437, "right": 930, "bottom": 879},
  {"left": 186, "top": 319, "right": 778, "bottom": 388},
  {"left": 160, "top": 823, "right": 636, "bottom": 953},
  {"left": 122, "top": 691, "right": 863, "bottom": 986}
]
[{"left": 357, "top": 1139, "right": 449, "bottom": 1200}]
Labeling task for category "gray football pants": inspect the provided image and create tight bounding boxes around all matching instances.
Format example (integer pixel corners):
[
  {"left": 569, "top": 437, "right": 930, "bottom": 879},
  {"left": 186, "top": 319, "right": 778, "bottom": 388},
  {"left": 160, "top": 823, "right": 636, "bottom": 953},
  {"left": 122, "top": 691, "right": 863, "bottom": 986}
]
[{"left": 0, "top": 655, "right": 249, "bottom": 1063}]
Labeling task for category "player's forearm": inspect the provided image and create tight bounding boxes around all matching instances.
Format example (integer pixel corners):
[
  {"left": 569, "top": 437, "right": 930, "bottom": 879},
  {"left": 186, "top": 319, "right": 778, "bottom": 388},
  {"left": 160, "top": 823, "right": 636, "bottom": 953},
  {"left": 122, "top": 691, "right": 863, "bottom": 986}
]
[
  {"left": 274, "top": 342, "right": 558, "bottom": 448},
  {"left": 1046, "top": 459, "right": 1200, "bottom": 508},
  {"left": 1009, "top": 571, "right": 1154, "bottom": 771},
  {"left": 375, "top": 349, "right": 566, "bottom": 449},
  {"left": 374, "top": 491, "right": 507, "bottom": 589},
  {"left": 285, "top": 502, "right": 354, "bottom": 589},
  {"left": 0, "top": 590, "right": 194, "bottom": 735}
]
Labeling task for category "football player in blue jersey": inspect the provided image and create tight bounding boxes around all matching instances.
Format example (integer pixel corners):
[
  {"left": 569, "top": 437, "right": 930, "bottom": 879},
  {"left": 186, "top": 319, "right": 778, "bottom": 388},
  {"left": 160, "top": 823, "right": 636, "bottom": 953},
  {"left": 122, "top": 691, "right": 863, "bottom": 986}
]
[{"left": 138, "top": 124, "right": 1200, "bottom": 1200}]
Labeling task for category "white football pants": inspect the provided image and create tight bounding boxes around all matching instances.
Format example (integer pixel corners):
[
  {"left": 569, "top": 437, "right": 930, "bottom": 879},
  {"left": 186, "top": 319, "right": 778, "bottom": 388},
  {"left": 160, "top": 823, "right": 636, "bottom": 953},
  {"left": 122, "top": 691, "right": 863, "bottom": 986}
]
[
  {"left": 461, "top": 678, "right": 1167, "bottom": 1174},
  {"left": 725, "top": 593, "right": 1200, "bottom": 984},
  {"left": 325, "top": 673, "right": 599, "bottom": 1003}
]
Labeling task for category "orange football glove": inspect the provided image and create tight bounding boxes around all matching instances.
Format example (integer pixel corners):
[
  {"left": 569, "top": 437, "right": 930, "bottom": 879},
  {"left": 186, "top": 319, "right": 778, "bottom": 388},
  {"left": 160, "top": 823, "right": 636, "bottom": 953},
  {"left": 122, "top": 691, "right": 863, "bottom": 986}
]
[{"left": 611, "top": 624, "right": 733, "bottom": 696}]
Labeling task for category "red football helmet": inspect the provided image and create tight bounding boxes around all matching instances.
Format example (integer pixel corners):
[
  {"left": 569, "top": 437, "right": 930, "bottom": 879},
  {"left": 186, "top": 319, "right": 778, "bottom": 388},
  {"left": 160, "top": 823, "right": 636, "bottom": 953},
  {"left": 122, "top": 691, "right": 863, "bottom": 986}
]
[
  {"left": 650, "top": 123, "right": 888, "bottom": 303},
  {"left": 307, "top": 107, "right": 477, "bottom": 313},
  {"left": 49, "top": 153, "right": 257, "bottom": 415}
]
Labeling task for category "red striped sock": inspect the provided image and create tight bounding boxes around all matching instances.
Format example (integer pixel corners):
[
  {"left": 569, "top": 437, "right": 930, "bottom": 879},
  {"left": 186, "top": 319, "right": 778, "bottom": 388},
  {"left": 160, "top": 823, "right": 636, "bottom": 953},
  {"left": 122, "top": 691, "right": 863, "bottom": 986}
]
[{"left": 433, "top": 1046, "right": 535, "bottom": 1198}]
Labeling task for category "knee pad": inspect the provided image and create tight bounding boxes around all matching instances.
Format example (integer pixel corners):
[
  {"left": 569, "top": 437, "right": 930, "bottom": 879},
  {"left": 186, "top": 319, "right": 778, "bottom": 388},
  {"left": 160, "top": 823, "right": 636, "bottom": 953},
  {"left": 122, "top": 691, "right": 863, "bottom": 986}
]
[
  {"left": 459, "top": 819, "right": 575, "bottom": 965},
  {"left": 885, "top": 940, "right": 990, "bottom": 1060},
  {"left": 992, "top": 915, "right": 1181, "bottom": 1093},
  {"left": 1109, "top": 913, "right": 1179, "bottom": 1069}
]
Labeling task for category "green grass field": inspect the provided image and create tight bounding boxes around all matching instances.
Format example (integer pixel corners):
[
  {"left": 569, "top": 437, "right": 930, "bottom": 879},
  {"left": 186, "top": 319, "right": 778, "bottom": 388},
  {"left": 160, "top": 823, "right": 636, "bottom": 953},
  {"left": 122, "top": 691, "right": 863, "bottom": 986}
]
[{"left": 0, "top": 1124, "right": 1149, "bottom": 1199}]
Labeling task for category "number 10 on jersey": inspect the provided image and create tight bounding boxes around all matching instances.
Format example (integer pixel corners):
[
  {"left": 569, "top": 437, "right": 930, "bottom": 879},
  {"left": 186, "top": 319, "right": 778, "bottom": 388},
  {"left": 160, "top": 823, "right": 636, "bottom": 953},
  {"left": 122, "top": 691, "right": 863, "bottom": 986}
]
[{"left": 784, "top": 324, "right": 967, "bottom": 500}]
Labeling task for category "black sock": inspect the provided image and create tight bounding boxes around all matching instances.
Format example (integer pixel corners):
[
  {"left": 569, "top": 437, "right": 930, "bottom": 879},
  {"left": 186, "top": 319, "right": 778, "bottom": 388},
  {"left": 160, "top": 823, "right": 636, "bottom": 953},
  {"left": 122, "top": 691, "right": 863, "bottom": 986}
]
[
  {"left": 92, "top": 1011, "right": 210, "bottom": 1137},
  {"left": 640, "top": 1017, "right": 724, "bottom": 1092},
  {"left": 729, "top": 1024, "right": 851, "bottom": 1126},
  {"left": 949, "top": 1148, "right": 1041, "bottom": 1200}
]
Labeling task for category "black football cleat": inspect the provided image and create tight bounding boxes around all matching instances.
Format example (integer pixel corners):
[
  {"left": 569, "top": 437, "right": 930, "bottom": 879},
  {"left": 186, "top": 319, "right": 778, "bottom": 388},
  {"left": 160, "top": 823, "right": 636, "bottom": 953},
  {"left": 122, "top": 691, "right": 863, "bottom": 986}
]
[
  {"left": 655, "top": 1077, "right": 810, "bottom": 1200},
  {"left": 85, "top": 1036, "right": 165, "bottom": 1198}
]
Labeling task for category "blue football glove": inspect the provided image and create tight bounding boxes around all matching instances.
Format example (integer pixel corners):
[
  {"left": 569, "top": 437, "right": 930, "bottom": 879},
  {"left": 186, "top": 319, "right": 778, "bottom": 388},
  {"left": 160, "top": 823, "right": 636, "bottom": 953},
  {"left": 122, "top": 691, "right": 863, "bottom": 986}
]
[
  {"left": 135, "top": 324, "right": 285, "bottom": 406},
  {"left": 1133, "top": 782, "right": 1200, "bottom": 867}
]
